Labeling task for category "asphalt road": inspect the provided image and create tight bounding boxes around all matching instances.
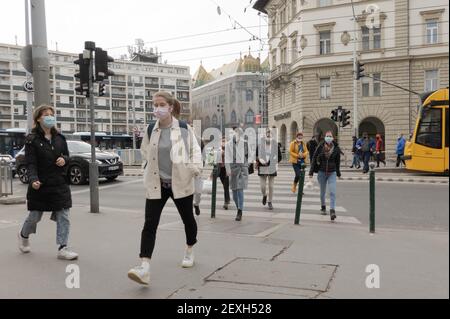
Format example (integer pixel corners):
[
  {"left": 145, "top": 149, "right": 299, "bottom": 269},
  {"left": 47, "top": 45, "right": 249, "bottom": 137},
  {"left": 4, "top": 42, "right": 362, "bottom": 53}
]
[{"left": 10, "top": 174, "right": 448, "bottom": 232}]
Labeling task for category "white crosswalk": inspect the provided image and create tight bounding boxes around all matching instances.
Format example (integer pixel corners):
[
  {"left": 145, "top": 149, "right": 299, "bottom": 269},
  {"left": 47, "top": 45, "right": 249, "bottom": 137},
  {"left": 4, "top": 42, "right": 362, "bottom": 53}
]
[{"left": 172, "top": 166, "right": 360, "bottom": 225}]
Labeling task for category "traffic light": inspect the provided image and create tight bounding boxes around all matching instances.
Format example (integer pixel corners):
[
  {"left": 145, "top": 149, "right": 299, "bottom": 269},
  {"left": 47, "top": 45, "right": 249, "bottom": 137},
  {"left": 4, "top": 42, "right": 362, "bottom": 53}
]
[
  {"left": 95, "top": 48, "right": 115, "bottom": 82},
  {"left": 74, "top": 53, "right": 90, "bottom": 97},
  {"left": 98, "top": 82, "right": 106, "bottom": 97},
  {"left": 331, "top": 109, "right": 338, "bottom": 122},
  {"left": 356, "top": 60, "right": 365, "bottom": 80},
  {"left": 341, "top": 109, "right": 351, "bottom": 128}
]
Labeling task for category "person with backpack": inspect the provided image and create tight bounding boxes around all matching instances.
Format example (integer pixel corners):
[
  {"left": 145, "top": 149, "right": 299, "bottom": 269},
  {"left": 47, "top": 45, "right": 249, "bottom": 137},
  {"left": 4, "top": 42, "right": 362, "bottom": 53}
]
[
  {"left": 17, "top": 105, "right": 78, "bottom": 260},
  {"left": 289, "top": 132, "right": 309, "bottom": 193},
  {"left": 256, "top": 127, "right": 282, "bottom": 210},
  {"left": 350, "top": 136, "right": 361, "bottom": 169},
  {"left": 309, "top": 131, "right": 342, "bottom": 221},
  {"left": 127, "top": 91, "right": 202, "bottom": 286},
  {"left": 396, "top": 134, "right": 407, "bottom": 167},
  {"left": 356, "top": 132, "right": 376, "bottom": 174}
]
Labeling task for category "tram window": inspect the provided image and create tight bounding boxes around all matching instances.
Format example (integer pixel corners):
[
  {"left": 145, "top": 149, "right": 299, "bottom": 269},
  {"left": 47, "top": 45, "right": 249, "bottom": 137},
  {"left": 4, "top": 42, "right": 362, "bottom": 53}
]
[
  {"left": 445, "top": 108, "right": 449, "bottom": 148},
  {"left": 416, "top": 108, "right": 442, "bottom": 149}
]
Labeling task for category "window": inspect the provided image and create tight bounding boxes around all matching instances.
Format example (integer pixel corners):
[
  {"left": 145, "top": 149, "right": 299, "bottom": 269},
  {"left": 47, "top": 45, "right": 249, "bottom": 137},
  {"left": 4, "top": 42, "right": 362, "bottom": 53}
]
[
  {"left": 69, "top": 96, "right": 74, "bottom": 104},
  {"left": 230, "top": 110, "right": 237, "bottom": 123},
  {"left": 426, "top": 19, "right": 438, "bottom": 44},
  {"left": 292, "top": 83, "right": 296, "bottom": 103},
  {"left": 320, "top": 78, "right": 331, "bottom": 99},
  {"left": 271, "top": 51, "right": 277, "bottom": 69},
  {"left": 56, "top": 96, "right": 61, "bottom": 103},
  {"left": 318, "top": 0, "right": 332, "bottom": 7},
  {"left": 362, "top": 77, "right": 370, "bottom": 97},
  {"left": 373, "top": 73, "right": 381, "bottom": 96},
  {"left": 425, "top": 70, "right": 438, "bottom": 92},
  {"left": 362, "top": 73, "right": 381, "bottom": 97},
  {"left": 319, "top": 31, "right": 331, "bottom": 55},
  {"left": 246, "top": 89, "right": 254, "bottom": 102},
  {"left": 271, "top": 18, "right": 276, "bottom": 36},
  {"left": 291, "top": 0, "right": 297, "bottom": 19},
  {"left": 291, "top": 39, "right": 298, "bottom": 61},
  {"left": 373, "top": 27, "right": 381, "bottom": 49},
  {"left": 362, "top": 27, "right": 370, "bottom": 51},
  {"left": 280, "top": 47, "right": 287, "bottom": 64},
  {"left": 212, "top": 114, "right": 218, "bottom": 126},
  {"left": 245, "top": 109, "right": 255, "bottom": 124},
  {"left": 416, "top": 107, "right": 442, "bottom": 149}
]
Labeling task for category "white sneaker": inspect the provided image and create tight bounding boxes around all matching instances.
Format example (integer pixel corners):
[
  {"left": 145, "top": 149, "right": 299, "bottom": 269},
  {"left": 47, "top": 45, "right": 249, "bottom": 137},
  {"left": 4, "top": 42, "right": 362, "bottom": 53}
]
[
  {"left": 57, "top": 247, "right": 79, "bottom": 260},
  {"left": 127, "top": 266, "right": 150, "bottom": 285},
  {"left": 181, "top": 249, "right": 195, "bottom": 268},
  {"left": 18, "top": 232, "right": 31, "bottom": 254}
]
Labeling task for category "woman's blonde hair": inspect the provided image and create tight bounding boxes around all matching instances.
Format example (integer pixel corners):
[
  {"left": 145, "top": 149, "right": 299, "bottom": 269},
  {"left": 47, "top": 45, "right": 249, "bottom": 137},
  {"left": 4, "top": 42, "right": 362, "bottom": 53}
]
[
  {"left": 32, "top": 104, "right": 57, "bottom": 135},
  {"left": 153, "top": 91, "right": 181, "bottom": 119}
]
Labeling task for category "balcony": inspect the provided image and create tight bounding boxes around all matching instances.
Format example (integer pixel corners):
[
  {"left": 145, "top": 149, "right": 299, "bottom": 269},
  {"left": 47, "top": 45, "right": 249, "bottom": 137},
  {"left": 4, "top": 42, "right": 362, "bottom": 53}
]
[{"left": 269, "top": 64, "right": 290, "bottom": 88}]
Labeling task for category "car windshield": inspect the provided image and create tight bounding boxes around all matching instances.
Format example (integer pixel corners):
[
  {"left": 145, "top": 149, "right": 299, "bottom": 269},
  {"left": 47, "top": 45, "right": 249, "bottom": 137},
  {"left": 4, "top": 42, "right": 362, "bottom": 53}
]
[{"left": 68, "top": 141, "right": 99, "bottom": 154}]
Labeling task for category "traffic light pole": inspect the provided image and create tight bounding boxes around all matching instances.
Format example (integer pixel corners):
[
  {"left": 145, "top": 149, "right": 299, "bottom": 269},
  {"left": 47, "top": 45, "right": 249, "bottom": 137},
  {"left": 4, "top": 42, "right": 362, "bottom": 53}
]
[
  {"left": 24, "top": 0, "right": 33, "bottom": 134},
  {"left": 87, "top": 45, "right": 99, "bottom": 214}
]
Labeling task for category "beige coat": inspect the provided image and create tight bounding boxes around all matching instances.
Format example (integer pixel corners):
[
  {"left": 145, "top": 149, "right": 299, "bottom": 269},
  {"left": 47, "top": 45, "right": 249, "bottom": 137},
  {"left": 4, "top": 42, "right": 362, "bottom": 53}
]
[{"left": 141, "top": 118, "right": 202, "bottom": 200}]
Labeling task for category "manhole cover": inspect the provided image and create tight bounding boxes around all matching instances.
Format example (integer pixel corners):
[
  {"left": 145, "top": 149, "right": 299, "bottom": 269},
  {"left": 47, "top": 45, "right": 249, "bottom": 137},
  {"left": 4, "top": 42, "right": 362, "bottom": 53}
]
[{"left": 206, "top": 258, "right": 337, "bottom": 292}]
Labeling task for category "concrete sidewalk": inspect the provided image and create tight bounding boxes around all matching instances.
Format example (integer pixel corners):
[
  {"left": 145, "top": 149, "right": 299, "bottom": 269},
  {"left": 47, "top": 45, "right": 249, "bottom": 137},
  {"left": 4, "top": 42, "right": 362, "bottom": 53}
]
[{"left": 0, "top": 202, "right": 447, "bottom": 299}]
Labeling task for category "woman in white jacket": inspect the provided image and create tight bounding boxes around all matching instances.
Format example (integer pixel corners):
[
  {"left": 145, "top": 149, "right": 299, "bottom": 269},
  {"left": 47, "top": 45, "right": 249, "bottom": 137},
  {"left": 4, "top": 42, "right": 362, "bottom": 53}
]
[{"left": 128, "top": 92, "right": 202, "bottom": 286}]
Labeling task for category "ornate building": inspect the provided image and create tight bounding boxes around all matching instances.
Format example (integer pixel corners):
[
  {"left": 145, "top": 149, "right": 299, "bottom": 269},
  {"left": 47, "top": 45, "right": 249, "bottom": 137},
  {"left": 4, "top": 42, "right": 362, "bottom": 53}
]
[{"left": 191, "top": 53, "right": 269, "bottom": 133}]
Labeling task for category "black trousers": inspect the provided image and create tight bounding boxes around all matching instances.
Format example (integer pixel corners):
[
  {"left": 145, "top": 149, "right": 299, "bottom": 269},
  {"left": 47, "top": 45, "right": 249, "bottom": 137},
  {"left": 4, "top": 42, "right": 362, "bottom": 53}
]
[
  {"left": 140, "top": 186, "right": 197, "bottom": 259},
  {"left": 219, "top": 166, "right": 231, "bottom": 204}
]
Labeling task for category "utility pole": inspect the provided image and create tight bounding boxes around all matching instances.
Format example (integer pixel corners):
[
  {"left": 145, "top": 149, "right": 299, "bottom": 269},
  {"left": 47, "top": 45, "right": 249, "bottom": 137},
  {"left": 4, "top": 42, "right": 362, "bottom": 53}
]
[
  {"left": 24, "top": 0, "right": 33, "bottom": 134},
  {"left": 30, "top": 0, "right": 50, "bottom": 106},
  {"left": 132, "top": 78, "right": 136, "bottom": 150},
  {"left": 86, "top": 42, "right": 99, "bottom": 214},
  {"left": 351, "top": 0, "right": 358, "bottom": 138}
]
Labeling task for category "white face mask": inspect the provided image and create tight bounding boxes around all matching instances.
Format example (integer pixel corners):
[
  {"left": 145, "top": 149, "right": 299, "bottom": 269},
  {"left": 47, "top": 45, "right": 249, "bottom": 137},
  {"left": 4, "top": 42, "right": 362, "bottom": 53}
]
[
  {"left": 154, "top": 107, "right": 171, "bottom": 119},
  {"left": 325, "top": 136, "right": 334, "bottom": 144}
]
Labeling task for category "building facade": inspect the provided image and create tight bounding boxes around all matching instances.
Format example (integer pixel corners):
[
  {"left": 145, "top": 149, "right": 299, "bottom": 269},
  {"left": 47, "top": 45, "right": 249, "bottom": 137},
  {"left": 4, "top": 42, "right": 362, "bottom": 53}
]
[
  {"left": 253, "top": 0, "right": 449, "bottom": 158},
  {"left": 191, "top": 54, "right": 269, "bottom": 134},
  {"left": 0, "top": 43, "right": 191, "bottom": 135}
]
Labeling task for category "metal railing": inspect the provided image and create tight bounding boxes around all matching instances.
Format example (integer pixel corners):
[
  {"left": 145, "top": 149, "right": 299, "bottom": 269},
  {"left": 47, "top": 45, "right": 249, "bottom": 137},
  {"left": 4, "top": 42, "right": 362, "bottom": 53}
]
[
  {"left": 113, "top": 149, "right": 143, "bottom": 166},
  {"left": 0, "top": 160, "right": 13, "bottom": 197}
]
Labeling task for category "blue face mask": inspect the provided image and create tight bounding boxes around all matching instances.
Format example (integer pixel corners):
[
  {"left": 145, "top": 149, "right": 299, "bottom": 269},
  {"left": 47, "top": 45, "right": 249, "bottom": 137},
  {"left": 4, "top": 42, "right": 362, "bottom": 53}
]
[
  {"left": 325, "top": 136, "right": 334, "bottom": 144},
  {"left": 42, "top": 115, "right": 56, "bottom": 129}
]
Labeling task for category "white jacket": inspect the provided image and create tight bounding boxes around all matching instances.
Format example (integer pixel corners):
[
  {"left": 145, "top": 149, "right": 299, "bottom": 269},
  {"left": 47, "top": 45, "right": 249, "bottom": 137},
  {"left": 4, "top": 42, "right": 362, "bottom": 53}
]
[{"left": 141, "top": 118, "right": 202, "bottom": 200}]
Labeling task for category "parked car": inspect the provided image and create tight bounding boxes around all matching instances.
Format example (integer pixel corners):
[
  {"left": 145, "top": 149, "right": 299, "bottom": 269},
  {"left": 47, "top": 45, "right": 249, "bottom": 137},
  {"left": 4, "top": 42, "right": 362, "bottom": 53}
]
[
  {"left": 15, "top": 140, "right": 124, "bottom": 185},
  {"left": 0, "top": 154, "right": 16, "bottom": 177}
]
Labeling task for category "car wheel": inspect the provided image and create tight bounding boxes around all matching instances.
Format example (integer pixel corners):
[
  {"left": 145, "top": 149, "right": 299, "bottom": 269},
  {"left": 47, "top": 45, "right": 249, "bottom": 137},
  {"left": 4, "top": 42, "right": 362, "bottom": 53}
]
[
  {"left": 106, "top": 176, "right": 118, "bottom": 182},
  {"left": 18, "top": 166, "right": 29, "bottom": 184},
  {"left": 69, "top": 165, "right": 86, "bottom": 185}
]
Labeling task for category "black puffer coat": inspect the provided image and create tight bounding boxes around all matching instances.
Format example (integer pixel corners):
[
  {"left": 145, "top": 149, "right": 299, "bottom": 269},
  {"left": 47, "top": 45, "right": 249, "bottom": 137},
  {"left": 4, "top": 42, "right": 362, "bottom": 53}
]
[
  {"left": 309, "top": 141, "right": 341, "bottom": 177},
  {"left": 26, "top": 128, "right": 72, "bottom": 212}
]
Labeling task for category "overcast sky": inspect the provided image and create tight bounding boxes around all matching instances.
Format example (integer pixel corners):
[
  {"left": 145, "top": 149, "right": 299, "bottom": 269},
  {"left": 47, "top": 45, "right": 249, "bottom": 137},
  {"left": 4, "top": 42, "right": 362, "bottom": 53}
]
[{"left": 0, "top": 0, "right": 269, "bottom": 76}]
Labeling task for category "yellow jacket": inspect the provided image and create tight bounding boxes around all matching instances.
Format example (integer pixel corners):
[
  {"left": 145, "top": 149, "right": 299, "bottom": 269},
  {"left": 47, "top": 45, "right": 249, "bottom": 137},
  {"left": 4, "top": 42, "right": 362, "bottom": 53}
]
[{"left": 289, "top": 140, "right": 309, "bottom": 164}]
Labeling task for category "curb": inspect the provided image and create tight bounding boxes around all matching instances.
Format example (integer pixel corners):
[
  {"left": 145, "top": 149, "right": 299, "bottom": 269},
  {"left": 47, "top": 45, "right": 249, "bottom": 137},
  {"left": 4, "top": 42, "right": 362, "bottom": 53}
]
[
  {"left": 122, "top": 173, "right": 448, "bottom": 184},
  {"left": 0, "top": 196, "right": 26, "bottom": 205}
]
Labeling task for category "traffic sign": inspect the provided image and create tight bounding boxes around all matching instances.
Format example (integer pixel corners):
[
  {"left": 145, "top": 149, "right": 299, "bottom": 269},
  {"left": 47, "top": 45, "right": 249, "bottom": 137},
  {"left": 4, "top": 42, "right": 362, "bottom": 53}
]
[{"left": 23, "top": 81, "right": 34, "bottom": 92}]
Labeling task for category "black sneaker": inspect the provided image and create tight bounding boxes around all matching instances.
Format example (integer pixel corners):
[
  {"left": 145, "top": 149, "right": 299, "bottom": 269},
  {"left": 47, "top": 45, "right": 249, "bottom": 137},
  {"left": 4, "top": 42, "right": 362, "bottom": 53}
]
[
  {"left": 262, "top": 196, "right": 267, "bottom": 206},
  {"left": 330, "top": 209, "right": 337, "bottom": 221},
  {"left": 194, "top": 206, "right": 200, "bottom": 216},
  {"left": 235, "top": 209, "right": 242, "bottom": 221},
  {"left": 321, "top": 206, "right": 327, "bottom": 215},
  {"left": 268, "top": 202, "right": 273, "bottom": 210}
]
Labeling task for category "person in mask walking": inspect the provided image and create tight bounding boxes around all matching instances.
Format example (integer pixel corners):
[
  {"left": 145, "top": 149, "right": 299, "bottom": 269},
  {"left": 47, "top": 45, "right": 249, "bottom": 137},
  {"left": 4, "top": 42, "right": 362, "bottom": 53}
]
[
  {"left": 307, "top": 134, "right": 320, "bottom": 164},
  {"left": 396, "top": 133, "right": 407, "bottom": 168},
  {"left": 289, "top": 132, "right": 309, "bottom": 193},
  {"left": 356, "top": 132, "right": 376, "bottom": 174},
  {"left": 225, "top": 127, "right": 249, "bottom": 221},
  {"left": 128, "top": 92, "right": 202, "bottom": 286},
  {"left": 17, "top": 105, "right": 77, "bottom": 260},
  {"left": 309, "top": 131, "right": 341, "bottom": 221},
  {"left": 350, "top": 136, "right": 361, "bottom": 169},
  {"left": 256, "top": 127, "right": 282, "bottom": 210}
]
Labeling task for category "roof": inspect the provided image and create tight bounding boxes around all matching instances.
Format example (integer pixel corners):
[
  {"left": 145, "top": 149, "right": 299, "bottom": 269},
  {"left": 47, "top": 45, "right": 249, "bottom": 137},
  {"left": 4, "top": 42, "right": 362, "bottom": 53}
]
[{"left": 253, "top": 0, "right": 269, "bottom": 14}]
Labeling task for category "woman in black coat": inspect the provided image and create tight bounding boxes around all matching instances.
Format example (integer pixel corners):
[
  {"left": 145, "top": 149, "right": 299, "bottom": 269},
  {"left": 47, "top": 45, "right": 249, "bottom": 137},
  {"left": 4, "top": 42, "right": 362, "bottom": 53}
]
[{"left": 18, "top": 105, "right": 78, "bottom": 260}]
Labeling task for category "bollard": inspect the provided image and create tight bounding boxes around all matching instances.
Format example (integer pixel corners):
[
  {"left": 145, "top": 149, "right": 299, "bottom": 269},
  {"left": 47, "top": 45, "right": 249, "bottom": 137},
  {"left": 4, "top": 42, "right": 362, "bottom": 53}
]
[
  {"left": 211, "top": 165, "right": 218, "bottom": 219},
  {"left": 369, "top": 163, "right": 376, "bottom": 233},
  {"left": 294, "top": 164, "right": 306, "bottom": 225}
]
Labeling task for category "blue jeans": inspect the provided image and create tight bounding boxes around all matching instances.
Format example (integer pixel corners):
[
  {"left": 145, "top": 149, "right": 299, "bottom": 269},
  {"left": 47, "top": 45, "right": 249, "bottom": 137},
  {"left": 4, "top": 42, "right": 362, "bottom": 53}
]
[
  {"left": 362, "top": 152, "right": 371, "bottom": 172},
  {"left": 352, "top": 153, "right": 360, "bottom": 167},
  {"left": 292, "top": 163, "right": 303, "bottom": 184},
  {"left": 232, "top": 190, "right": 244, "bottom": 211},
  {"left": 317, "top": 171, "right": 337, "bottom": 210},
  {"left": 21, "top": 209, "right": 70, "bottom": 246}
]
